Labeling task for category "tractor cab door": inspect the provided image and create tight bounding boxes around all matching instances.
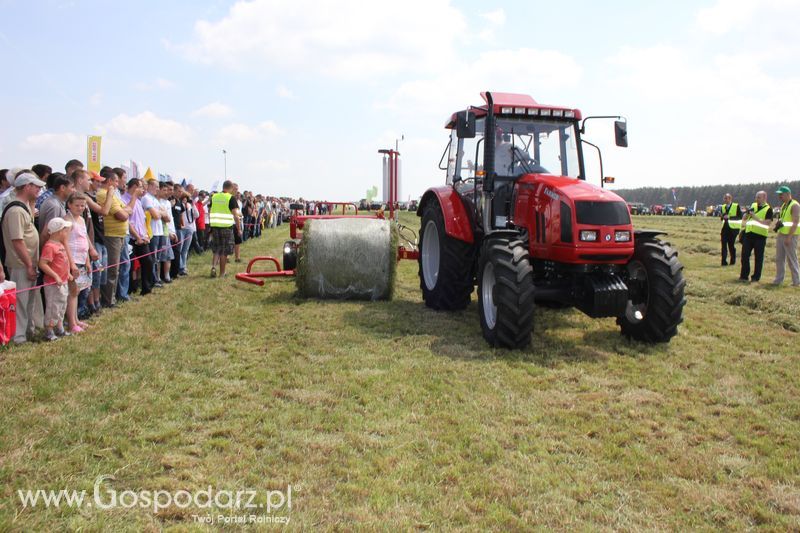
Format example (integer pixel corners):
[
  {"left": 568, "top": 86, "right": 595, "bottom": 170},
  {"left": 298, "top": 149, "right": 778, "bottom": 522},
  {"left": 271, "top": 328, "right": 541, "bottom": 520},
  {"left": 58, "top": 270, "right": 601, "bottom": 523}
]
[{"left": 449, "top": 118, "right": 486, "bottom": 233}]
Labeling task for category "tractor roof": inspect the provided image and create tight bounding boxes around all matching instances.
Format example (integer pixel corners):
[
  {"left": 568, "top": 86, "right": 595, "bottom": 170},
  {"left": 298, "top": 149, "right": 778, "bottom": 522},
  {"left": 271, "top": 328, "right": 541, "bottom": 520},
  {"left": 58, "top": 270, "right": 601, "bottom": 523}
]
[{"left": 445, "top": 92, "right": 582, "bottom": 128}]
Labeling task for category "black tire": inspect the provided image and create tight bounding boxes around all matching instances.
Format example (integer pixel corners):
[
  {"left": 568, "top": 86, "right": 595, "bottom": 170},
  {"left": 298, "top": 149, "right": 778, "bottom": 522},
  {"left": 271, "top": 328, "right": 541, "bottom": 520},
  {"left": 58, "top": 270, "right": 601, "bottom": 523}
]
[
  {"left": 617, "top": 238, "right": 686, "bottom": 342},
  {"left": 477, "top": 236, "right": 535, "bottom": 349},
  {"left": 418, "top": 201, "right": 474, "bottom": 310},
  {"left": 283, "top": 240, "right": 298, "bottom": 271}
]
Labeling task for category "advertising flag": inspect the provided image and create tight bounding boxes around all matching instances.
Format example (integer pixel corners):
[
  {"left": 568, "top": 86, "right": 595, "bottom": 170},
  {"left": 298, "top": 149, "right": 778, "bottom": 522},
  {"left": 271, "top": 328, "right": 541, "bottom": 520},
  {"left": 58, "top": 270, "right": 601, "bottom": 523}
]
[
  {"left": 130, "top": 160, "right": 140, "bottom": 180},
  {"left": 87, "top": 135, "right": 102, "bottom": 173}
]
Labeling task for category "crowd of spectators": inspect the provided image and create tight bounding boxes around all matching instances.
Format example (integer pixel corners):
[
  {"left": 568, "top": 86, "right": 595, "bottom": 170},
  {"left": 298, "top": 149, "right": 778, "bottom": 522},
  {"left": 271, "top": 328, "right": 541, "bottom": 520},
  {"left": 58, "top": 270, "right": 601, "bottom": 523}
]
[{"left": 0, "top": 160, "right": 286, "bottom": 345}]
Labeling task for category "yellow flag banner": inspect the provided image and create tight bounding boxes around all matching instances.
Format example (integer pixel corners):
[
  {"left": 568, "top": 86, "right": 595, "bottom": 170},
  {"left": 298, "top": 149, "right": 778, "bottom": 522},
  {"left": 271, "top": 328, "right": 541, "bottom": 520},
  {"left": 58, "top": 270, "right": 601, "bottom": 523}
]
[{"left": 87, "top": 135, "right": 102, "bottom": 173}]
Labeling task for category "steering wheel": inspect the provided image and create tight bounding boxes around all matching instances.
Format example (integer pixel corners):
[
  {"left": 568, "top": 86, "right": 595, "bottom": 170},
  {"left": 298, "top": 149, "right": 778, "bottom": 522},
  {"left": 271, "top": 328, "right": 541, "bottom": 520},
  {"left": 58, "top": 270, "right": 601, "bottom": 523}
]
[{"left": 511, "top": 146, "right": 547, "bottom": 175}]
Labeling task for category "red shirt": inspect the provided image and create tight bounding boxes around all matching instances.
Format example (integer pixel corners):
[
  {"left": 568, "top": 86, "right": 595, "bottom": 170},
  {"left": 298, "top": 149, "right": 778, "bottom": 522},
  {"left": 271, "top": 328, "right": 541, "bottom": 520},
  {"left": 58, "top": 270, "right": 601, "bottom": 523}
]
[
  {"left": 41, "top": 240, "right": 69, "bottom": 284},
  {"left": 195, "top": 199, "right": 206, "bottom": 229}
]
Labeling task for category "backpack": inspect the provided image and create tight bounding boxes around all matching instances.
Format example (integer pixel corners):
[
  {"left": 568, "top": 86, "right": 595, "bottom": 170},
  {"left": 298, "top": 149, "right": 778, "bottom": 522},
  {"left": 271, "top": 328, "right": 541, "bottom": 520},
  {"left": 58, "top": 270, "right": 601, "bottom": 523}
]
[{"left": 0, "top": 201, "right": 31, "bottom": 278}]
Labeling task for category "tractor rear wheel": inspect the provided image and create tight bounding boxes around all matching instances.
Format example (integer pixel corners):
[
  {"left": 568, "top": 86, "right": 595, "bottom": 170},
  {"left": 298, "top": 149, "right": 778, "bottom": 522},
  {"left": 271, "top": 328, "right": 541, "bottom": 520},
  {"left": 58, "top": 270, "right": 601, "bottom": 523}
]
[
  {"left": 418, "top": 201, "right": 474, "bottom": 310},
  {"left": 477, "top": 236, "right": 535, "bottom": 348},
  {"left": 617, "top": 237, "right": 686, "bottom": 342}
]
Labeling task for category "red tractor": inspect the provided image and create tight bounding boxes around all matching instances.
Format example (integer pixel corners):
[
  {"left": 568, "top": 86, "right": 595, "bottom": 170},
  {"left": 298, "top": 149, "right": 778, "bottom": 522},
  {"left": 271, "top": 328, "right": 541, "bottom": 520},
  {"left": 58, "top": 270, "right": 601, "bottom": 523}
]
[{"left": 417, "top": 92, "right": 686, "bottom": 348}]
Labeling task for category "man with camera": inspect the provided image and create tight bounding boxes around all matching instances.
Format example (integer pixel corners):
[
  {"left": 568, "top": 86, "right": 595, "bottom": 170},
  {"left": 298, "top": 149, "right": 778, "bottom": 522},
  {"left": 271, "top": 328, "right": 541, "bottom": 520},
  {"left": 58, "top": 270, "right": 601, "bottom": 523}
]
[
  {"left": 773, "top": 186, "right": 800, "bottom": 287},
  {"left": 739, "top": 191, "right": 772, "bottom": 283},
  {"left": 720, "top": 193, "right": 742, "bottom": 266}
]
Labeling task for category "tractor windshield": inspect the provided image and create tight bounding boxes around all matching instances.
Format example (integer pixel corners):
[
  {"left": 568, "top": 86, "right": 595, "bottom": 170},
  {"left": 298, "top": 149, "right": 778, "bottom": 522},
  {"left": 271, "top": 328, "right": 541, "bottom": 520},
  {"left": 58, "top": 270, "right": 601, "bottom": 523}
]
[
  {"left": 494, "top": 117, "right": 580, "bottom": 178},
  {"left": 449, "top": 117, "right": 582, "bottom": 183}
]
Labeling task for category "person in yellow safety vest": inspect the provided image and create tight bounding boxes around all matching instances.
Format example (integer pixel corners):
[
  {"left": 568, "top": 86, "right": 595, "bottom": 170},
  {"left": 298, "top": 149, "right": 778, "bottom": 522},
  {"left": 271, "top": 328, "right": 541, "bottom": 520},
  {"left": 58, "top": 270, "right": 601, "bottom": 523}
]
[
  {"left": 720, "top": 192, "right": 742, "bottom": 266},
  {"left": 738, "top": 191, "right": 773, "bottom": 283},
  {"left": 208, "top": 180, "right": 241, "bottom": 278},
  {"left": 772, "top": 186, "right": 800, "bottom": 287}
]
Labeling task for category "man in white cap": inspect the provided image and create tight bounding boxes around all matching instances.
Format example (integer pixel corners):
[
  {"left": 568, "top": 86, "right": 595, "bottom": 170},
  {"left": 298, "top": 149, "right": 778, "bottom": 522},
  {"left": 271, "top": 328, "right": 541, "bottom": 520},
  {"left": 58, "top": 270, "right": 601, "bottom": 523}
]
[{"left": 1, "top": 171, "right": 45, "bottom": 343}]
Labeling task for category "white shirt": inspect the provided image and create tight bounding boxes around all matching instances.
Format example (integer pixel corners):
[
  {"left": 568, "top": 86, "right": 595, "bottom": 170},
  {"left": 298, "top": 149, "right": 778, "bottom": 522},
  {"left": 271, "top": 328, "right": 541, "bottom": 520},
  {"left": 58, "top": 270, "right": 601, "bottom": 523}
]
[
  {"left": 141, "top": 192, "right": 163, "bottom": 236},
  {"left": 159, "top": 198, "right": 175, "bottom": 235}
]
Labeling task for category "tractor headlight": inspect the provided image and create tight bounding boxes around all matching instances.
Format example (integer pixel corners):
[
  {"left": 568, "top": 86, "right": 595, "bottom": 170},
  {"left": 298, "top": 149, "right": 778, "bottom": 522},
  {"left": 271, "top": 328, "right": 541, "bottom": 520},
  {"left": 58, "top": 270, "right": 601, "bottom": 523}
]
[
  {"left": 615, "top": 230, "right": 631, "bottom": 242},
  {"left": 284, "top": 245, "right": 292, "bottom": 254},
  {"left": 580, "top": 230, "right": 598, "bottom": 242}
]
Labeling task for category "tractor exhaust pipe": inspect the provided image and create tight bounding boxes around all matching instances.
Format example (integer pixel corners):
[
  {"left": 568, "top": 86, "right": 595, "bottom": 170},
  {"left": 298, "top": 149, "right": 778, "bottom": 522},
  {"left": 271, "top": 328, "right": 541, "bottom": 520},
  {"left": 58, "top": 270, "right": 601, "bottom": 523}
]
[{"left": 483, "top": 91, "right": 496, "bottom": 234}]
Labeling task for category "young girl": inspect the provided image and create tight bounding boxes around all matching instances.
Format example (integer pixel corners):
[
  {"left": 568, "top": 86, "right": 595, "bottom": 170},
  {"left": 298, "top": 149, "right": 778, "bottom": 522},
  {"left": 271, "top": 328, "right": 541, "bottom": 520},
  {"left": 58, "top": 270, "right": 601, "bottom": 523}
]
[
  {"left": 39, "top": 218, "right": 73, "bottom": 341},
  {"left": 65, "top": 192, "right": 93, "bottom": 332}
]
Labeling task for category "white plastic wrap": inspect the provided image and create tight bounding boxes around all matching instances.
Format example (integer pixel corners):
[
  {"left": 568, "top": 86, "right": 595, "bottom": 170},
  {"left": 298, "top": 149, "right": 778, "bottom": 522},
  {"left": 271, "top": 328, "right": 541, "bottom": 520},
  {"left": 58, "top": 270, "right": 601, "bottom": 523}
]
[{"left": 296, "top": 218, "right": 396, "bottom": 300}]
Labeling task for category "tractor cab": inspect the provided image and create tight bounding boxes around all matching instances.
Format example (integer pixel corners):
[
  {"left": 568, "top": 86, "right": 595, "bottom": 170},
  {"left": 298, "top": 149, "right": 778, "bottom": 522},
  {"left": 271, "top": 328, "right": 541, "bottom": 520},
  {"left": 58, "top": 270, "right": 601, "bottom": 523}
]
[{"left": 446, "top": 116, "right": 582, "bottom": 232}]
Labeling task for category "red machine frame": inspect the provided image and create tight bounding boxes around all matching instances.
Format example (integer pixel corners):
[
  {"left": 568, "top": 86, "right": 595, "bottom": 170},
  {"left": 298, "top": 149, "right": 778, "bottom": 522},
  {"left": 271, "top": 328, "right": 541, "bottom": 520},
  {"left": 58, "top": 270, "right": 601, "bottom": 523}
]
[{"left": 236, "top": 149, "right": 418, "bottom": 286}]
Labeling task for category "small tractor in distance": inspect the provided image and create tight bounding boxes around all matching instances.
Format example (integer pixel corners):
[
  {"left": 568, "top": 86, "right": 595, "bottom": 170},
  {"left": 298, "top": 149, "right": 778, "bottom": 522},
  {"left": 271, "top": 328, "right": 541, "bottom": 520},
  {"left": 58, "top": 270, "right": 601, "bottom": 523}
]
[{"left": 417, "top": 92, "right": 686, "bottom": 349}]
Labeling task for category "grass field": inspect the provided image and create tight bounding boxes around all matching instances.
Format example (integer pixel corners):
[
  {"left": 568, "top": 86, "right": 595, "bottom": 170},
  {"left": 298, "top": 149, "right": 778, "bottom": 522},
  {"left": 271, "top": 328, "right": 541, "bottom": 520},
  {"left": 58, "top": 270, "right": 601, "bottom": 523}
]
[{"left": 1, "top": 212, "right": 799, "bottom": 531}]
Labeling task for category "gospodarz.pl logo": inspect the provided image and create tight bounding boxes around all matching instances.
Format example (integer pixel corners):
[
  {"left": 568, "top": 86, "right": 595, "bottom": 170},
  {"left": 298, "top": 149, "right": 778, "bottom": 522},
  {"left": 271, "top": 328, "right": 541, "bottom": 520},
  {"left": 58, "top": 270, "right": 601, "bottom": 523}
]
[{"left": 17, "top": 475, "right": 295, "bottom": 525}]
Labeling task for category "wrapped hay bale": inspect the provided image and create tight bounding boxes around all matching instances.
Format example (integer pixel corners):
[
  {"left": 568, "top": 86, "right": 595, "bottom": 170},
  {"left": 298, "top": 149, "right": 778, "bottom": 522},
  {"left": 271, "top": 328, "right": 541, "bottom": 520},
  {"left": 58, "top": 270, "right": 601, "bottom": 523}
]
[{"left": 295, "top": 218, "right": 397, "bottom": 300}]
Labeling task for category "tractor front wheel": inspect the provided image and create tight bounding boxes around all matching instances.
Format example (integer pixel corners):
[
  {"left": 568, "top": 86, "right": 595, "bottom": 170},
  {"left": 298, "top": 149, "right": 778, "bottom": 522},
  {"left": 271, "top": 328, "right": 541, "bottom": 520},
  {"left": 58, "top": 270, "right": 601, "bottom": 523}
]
[
  {"left": 477, "top": 236, "right": 535, "bottom": 349},
  {"left": 418, "top": 201, "right": 474, "bottom": 310},
  {"left": 617, "top": 237, "right": 686, "bottom": 342}
]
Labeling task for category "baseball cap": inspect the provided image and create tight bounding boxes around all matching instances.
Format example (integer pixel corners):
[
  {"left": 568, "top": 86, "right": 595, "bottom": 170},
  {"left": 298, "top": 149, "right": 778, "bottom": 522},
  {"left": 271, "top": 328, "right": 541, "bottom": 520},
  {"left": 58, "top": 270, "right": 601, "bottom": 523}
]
[
  {"left": 90, "top": 171, "right": 104, "bottom": 182},
  {"left": 47, "top": 217, "right": 73, "bottom": 233},
  {"left": 776, "top": 185, "right": 791, "bottom": 194},
  {"left": 14, "top": 172, "right": 46, "bottom": 187}
]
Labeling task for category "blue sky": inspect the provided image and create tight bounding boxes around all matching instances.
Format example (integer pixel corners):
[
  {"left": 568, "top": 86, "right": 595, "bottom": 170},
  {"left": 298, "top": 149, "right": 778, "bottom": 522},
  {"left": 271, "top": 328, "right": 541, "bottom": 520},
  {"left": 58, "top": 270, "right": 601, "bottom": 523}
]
[{"left": 2, "top": 0, "right": 799, "bottom": 200}]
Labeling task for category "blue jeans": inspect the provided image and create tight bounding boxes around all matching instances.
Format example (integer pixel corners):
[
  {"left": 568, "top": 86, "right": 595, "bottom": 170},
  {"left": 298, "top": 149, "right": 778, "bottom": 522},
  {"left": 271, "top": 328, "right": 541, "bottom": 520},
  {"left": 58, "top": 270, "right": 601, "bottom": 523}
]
[
  {"left": 178, "top": 228, "right": 194, "bottom": 272},
  {"left": 91, "top": 242, "right": 108, "bottom": 289},
  {"left": 116, "top": 238, "right": 131, "bottom": 299},
  {"left": 149, "top": 237, "right": 161, "bottom": 282},
  {"left": 77, "top": 287, "right": 90, "bottom": 317}
]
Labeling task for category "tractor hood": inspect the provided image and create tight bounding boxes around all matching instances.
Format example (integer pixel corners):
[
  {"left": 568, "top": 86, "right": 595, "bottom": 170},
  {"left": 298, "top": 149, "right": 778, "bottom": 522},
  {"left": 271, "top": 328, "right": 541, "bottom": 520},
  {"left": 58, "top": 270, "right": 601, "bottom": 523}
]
[{"left": 520, "top": 174, "right": 626, "bottom": 204}]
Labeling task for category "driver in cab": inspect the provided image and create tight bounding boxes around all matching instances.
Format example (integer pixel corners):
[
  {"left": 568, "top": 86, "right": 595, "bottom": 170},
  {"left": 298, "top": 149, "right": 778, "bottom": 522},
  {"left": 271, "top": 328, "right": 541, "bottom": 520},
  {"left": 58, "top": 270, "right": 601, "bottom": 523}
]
[{"left": 494, "top": 127, "right": 548, "bottom": 176}]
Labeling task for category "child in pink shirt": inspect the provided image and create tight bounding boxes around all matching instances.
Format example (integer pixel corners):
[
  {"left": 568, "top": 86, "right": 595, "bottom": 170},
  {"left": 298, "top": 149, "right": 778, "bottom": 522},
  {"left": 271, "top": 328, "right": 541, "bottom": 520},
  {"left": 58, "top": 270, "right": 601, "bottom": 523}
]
[{"left": 65, "top": 193, "right": 92, "bottom": 332}]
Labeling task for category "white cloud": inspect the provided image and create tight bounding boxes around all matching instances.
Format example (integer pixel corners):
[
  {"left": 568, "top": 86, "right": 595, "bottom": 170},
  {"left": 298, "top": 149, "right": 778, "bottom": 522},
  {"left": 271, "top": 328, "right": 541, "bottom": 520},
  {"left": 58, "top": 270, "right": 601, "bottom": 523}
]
[
  {"left": 276, "top": 85, "right": 294, "bottom": 99},
  {"left": 192, "top": 101, "right": 233, "bottom": 118},
  {"left": 382, "top": 48, "right": 583, "bottom": 117},
  {"left": 101, "top": 111, "right": 193, "bottom": 146},
  {"left": 696, "top": 0, "right": 800, "bottom": 46},
  {"left": 20, "top": 132, "right": 84, "bottom": 154},
  {"left": 217, "top": 120, "right": 284, "bottom": 143},
  {"left": 481, "top": 8, "right": 506, "bottom": 25},
  {"left": 250, "top": 159, "right": 290, "bottom": 172},
  {"left": 696, "top": 0, "right": 759, "bottom": 34},
  {"left": 257, "top": 120, "right": 283, "bottom": 136},
  {"left": 605, "top": 39, "right": 800, "bottom": 187},
  {"left": 478, "top": 8, "right": 505, "bottom": 41},
  {"left": 170, "top": 0, "right": 466, "bottom": 80},
  {"left": 608, "top": 45, "right": 800, "bottom": 128},
  {"left": 134, "top": 78, "right": 175, "bottom": 91}
]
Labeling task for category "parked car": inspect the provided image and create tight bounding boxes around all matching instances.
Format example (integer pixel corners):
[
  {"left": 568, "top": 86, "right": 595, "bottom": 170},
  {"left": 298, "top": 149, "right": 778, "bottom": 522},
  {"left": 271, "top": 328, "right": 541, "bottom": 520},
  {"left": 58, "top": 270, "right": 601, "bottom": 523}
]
[{"left": 627, "top": 202, "right": 646, "bottom": 215}]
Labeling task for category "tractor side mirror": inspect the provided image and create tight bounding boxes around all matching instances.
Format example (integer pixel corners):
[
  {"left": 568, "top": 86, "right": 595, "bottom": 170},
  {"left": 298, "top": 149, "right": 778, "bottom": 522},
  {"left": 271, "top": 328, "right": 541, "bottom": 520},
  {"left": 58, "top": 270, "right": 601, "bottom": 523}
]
[
  {"left": 456, "top": 111, "right": 477, "bottom": 139},
  {"left": 614, "top": 120, "right": 628, "bottom": 147}
]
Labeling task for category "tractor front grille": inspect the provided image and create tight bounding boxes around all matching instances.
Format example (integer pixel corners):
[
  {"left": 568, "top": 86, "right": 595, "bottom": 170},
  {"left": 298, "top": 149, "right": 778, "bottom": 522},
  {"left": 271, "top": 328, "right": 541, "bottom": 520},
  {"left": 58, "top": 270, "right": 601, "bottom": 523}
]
[{"left": 575, "top": 201, "right": 630, "bottom": 226}]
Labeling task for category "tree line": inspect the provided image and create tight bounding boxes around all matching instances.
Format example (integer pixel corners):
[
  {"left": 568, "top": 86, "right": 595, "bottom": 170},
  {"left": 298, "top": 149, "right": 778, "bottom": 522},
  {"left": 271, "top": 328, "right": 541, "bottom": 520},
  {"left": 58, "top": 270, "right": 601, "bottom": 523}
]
[{"left": 611, "top": 180, "right": 800, "bottom": 208}]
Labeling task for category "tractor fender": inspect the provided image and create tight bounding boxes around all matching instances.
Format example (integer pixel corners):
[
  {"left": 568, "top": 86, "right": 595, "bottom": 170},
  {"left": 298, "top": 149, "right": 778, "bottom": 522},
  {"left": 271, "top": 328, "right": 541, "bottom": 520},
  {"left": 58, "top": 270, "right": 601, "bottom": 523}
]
[
  {"left": 634, "top": 229, "right": 668, "bottom": 241},
  {"left": 417, "top": 187, "right": 474, "bottom": 244}
]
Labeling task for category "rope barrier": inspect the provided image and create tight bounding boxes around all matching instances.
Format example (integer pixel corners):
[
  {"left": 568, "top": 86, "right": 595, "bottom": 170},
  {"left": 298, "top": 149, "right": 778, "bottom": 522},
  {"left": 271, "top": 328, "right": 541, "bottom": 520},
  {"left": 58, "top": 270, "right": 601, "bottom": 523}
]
[{"left": 7, "top": 234, "right": 192, "bottom": 296}]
